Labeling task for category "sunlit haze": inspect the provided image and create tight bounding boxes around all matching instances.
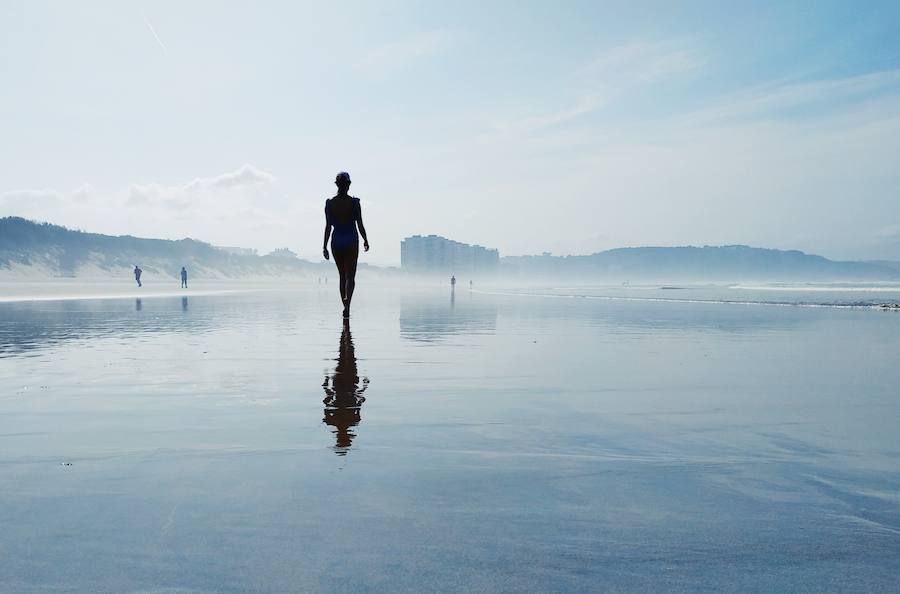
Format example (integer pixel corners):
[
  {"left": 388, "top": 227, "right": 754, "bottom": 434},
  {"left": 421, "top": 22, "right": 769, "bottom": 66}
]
[{"left": 2, "top": 1, "right": 900, "bottom": 264}]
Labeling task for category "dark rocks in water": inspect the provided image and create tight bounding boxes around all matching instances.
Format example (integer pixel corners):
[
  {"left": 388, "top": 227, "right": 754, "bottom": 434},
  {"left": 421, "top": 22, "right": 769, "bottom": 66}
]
[{"left": 876, "top": 303, "right": 900, "bottom": 310}]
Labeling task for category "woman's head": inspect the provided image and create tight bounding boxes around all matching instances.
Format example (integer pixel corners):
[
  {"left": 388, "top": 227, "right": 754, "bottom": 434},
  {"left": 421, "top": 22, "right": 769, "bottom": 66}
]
[{"left": 335, "top": 171, "right": 351, "bottom": 192}]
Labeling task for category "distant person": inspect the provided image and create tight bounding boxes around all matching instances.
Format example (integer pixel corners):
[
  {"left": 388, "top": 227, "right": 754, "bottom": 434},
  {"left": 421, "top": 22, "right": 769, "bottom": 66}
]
[
  {"left": 134, "top": 265, "right": 142, "bottom": 287},
  {"left": 180, "top": 266, "right": 188, "bottom": 288},
  {"left": 450, "top": 275, "right": 456, "bottom": 288},
  {"left": 322, "top": 171, "right": 369, "bottom": 318},
  {"left": 469, "top": 280, "right": 473, "bottom": 290}
]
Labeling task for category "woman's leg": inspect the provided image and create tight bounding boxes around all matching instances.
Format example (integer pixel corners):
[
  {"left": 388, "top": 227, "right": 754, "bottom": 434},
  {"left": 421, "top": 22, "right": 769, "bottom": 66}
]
[
  {"left": 343, "top": 243, "right": 360, "bottom": 310},
  {"left": 332, "top": 248, "right": 348, "bottom": 306}
]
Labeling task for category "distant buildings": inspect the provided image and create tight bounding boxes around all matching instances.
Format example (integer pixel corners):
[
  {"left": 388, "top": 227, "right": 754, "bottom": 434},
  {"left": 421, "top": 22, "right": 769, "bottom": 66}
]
[
  {"left": 266, "top": 247, "right": 298, "bottom": 259},
  {"left": 216, "top": 245, "right": 258, "bottom": 257},
  {"left": 401, "top": 235, "right": 499, "bottom": 275}
]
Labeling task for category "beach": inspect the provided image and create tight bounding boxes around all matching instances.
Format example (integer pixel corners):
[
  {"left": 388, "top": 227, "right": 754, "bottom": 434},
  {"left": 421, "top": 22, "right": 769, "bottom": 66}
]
[{"left": 1, "top": 283, "right": 899, "bottom": 592}]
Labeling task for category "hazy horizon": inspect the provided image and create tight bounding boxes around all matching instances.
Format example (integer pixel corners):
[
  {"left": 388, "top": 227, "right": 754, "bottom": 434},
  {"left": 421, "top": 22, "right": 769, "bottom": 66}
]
[
  {"left": 13, "top": 213, "right": 900, "bottom": 265},
  {"left": 3, "top": 2, "right": 900, "bottom": 266}
]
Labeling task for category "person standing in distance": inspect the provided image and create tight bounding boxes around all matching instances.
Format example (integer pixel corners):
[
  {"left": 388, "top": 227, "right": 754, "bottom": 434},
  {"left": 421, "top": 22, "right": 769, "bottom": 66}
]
[
  {"left": 180, "top": 266, "right": 188, "bottom": 288},
  {"left": 323, "top": 172, "right": 369, "bottom": 318}
]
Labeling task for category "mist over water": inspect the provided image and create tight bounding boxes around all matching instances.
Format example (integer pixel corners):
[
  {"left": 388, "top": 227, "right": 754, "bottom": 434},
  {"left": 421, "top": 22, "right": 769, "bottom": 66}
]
[{"left": 1, "top": 284, "right": 899, "bottom": 592}]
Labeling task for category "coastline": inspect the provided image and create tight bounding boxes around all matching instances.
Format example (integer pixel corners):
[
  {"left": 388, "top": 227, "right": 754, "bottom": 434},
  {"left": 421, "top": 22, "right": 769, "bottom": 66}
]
[{"left": 0, "top": 279, "right": 282, "bottom": 303}]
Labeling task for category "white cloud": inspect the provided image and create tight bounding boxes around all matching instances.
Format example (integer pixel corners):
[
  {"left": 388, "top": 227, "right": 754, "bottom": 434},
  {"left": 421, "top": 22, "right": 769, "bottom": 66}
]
[
  {"left": 128, "top": 163, "right": 276, "bottom": 208},
  {"left": 0, "top": 164, "right": 301, "bottom": 256},
  {"left": 70, "top": 183, "right": 94, "bottom": 202},
  {"left": 126, "top": 183, "right": 163, "bottom": 206},
  {"left": 185, "top": 163, "right": 276, "bottom": 191}
]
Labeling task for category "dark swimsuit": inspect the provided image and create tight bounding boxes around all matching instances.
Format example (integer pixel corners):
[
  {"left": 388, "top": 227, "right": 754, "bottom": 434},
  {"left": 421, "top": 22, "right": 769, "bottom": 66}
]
[{"left": 326, "top": 197, "right": 360, "bottom": 253}]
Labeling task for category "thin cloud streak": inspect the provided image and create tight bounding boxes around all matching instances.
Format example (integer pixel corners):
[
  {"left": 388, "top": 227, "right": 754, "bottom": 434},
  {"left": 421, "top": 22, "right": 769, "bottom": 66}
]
[
  {"left": 677, "top": 68, "right": 900, "bottom": 127},
  {"left": 575, "top": 40, "right": 702, "bottom": 83},
  {"left": 486, "top": 39, "right": 702, "bottom": 138},
  {"left": 142, "top": 12, "right": 168, "bottom": 55}
]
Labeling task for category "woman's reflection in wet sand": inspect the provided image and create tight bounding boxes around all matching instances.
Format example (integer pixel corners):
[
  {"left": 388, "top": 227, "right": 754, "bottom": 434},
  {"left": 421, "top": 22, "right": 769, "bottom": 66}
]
[{"left": 322, "top": 320, "right": 369, "bottom": 455}]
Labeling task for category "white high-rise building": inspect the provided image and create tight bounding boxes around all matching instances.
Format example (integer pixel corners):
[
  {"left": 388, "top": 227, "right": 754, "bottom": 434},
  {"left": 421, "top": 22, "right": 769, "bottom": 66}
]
[{"left": 401, "top": 235, "right": 499, "bottom": 275}]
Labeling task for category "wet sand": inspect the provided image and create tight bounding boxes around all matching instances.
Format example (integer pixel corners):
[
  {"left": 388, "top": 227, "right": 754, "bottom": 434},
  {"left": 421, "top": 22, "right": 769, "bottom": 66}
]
[
  {"left": 1, "top": 285, "right": 899, "bottom": 592},
  {"left": 0, "top": 278, "right": 280, "bottom": 302}
]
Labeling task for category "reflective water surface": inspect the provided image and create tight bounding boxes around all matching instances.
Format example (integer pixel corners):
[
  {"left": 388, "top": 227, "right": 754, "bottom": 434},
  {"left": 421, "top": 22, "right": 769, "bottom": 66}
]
[{"left": 1, "top": 285, "right": 899, "bottom": 592}]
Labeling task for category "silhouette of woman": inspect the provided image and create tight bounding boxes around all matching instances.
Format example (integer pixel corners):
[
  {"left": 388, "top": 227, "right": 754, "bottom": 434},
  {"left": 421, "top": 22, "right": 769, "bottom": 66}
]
[
  {"left": 322, "top": 320, "right": 369, "bottom": 455},
  {"left": 323, "top": 172, "right": 369, "bottom": 318}
]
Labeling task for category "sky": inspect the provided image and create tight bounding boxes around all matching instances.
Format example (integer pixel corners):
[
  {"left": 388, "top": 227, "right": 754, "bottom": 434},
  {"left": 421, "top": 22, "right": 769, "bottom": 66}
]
[{"left": 2, "top": 0, "right": 900, "bottom": 265}]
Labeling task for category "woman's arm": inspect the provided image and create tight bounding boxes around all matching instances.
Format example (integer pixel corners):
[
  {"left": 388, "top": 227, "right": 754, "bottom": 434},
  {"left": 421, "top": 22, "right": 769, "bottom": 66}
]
[
  {"left": 356, "top": 201, "right": 370, "bottom": 252},
  {"left": 322, "top": 201, "right": 331, "bottom": 260}
]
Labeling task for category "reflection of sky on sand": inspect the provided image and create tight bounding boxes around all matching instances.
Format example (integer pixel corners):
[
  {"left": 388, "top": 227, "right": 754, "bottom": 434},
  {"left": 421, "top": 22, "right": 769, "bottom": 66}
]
[
  {"left": 0, "top": 295, "right": 212, "bottom": 357},
  {"left": 1, "top": 287, "right": 900, "bottom": 591},
  {"left": 399, "top": 291, "right": 497, "bottom": 342}
]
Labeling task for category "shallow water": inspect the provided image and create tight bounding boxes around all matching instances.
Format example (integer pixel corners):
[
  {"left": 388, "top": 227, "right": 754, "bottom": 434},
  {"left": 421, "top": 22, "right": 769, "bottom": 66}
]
[{"left": 1, "top": 285, "right": 899, "bottom": 592}]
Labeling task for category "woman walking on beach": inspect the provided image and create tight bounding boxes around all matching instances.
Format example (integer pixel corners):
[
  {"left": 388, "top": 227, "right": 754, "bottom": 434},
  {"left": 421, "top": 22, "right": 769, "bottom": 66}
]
[{"left": 323, "top": 171, "right": 369, "bottom": 318}]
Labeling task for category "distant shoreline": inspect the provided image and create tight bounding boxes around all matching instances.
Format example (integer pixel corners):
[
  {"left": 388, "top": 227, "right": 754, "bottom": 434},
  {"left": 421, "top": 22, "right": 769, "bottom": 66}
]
[
  {"left": 474, "top": 287, "right": 900, "bottom": 311},
  {"left": 0, "top": 280, "right": 280, "bottom": 304}
]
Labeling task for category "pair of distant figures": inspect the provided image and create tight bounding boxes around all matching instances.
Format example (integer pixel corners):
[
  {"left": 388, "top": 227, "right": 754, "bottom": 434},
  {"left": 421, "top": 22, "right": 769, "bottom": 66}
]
[
  {"left": 449, "top": 276, "right": 474, "bottom": 289},
  {"left": 133, "top": 265, "right": 188, "bottom": 288}
]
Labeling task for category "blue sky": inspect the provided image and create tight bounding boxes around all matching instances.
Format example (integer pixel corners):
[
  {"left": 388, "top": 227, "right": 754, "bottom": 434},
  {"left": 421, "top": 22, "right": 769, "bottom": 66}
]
[{"left": 2, "top": 1, "right": 900, "bottom": 263}]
